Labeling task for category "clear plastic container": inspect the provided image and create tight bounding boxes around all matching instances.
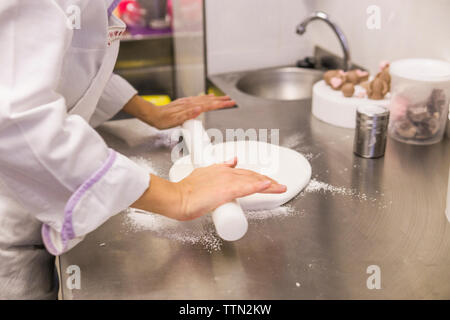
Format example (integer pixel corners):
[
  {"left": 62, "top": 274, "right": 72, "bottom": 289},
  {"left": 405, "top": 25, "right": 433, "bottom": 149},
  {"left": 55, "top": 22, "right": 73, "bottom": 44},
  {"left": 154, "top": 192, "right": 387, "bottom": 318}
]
[{"left": 388, "top": 59, "right": 450, "bottom": 145}]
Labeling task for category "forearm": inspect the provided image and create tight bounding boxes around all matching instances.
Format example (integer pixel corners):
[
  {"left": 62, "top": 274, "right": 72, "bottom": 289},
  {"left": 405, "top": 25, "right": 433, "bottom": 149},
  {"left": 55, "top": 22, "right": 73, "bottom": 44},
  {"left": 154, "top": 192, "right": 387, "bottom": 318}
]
[
  {"left": 122, "top": 94, "right": 157, "bottom": 126},
  {"left": 131, "top": 174, "right": 184, "bottom": 220},
  {"left": 122, "top": 94, "right": 237, "bottom": 130}
]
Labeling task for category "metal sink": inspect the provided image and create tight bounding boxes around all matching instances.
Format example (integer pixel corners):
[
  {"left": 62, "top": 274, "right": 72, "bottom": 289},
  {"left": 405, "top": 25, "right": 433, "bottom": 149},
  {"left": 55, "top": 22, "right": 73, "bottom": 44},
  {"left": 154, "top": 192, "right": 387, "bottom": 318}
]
[{"left": 235, "top": 67, "right": 323, "bottom": 101}]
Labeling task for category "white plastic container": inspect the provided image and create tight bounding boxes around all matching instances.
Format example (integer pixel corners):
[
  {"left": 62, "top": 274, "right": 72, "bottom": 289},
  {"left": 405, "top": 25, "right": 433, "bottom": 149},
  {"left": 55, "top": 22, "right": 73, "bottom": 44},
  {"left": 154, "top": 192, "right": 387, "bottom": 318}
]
[
  {"left": 312, "top": 80, "right": 390, "bottom": 128},
  {"left": 388, "top": 59, "right": 450, "bottom": 145}
]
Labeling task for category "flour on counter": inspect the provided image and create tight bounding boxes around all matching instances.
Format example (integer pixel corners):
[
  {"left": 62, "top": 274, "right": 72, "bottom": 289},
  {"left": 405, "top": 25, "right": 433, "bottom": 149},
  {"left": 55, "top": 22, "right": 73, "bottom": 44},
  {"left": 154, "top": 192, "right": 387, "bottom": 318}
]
[
  {"left": 303, "top": 178, "right": 386, "bottom": 205},
  {"left": 305, "top": 179, "right": 354, "bottom": 196},
  {"left": 245, "top": 205, "right": 296, "bottom": 220},
  {"left": 281, "top": 132, "right": 321, "bottom": 162},
  {"left": 130, "top": 156, "right": 163, "bottom": 176},
  {"left": 123, "top": 176, "right": 387, "bottom": 252},
  {"left": 124, "top": 208, "right": 222, "bottom": 251},
  {"left": 124, "top": 204, "right": 299, "bottom": 252},
  {"left": 282, "top": 132, "right": 305, "bottom": 149}
]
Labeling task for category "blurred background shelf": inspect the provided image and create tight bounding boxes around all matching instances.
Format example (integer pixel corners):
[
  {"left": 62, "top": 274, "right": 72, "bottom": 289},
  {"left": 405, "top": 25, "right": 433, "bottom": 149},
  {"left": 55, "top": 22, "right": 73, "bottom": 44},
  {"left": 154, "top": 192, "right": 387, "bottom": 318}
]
[{"left": 114, "top": 30, "right": 175, "bottom": 99}]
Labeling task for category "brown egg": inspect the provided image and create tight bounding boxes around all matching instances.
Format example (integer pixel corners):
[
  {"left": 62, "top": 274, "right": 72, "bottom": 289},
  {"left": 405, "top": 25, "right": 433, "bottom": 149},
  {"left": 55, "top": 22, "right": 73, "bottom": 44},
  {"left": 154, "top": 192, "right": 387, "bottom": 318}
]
[
  {"left": 345, "top": 70, "right": 360, "bottom": 85},
  {"left": 341, "top": 83, "right": 355, "bottom": 97}
]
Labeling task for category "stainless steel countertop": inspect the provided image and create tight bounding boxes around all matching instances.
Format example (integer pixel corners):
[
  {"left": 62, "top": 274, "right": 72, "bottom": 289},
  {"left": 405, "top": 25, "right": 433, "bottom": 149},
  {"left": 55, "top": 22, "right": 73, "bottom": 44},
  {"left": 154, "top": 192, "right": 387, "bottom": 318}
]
[{"left": 60, "top": 70, "right": 450, "bottom": 299}]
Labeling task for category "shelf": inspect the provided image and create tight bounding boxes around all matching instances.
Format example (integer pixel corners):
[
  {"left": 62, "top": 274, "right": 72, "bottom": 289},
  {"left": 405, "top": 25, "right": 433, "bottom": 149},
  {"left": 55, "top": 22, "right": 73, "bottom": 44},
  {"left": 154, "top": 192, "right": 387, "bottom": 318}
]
[{"left": 120, "top": 26, "right": 172, "bottom": 42}]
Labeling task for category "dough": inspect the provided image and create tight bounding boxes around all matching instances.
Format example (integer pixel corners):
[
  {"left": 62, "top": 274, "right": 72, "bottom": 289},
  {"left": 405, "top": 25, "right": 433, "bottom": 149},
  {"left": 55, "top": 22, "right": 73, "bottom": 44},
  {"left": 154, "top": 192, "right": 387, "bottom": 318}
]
[{"left": 169, "top": 140, "right": 312, "bottom": 210}]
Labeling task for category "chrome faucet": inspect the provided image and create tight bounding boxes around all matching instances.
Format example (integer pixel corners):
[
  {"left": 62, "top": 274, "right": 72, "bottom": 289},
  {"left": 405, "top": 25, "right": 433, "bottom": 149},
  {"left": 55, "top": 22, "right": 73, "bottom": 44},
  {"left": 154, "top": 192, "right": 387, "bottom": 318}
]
[{"left": 296, "top": 11, "right": 351, "bottom": 71}]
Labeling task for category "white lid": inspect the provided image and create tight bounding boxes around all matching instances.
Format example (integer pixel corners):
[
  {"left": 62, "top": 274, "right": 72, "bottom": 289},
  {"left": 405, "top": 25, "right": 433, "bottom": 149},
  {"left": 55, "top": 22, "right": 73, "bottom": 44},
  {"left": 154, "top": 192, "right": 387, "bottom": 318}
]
[
  {"left": 390, "top": 58, "right": 450, "bottom": 82},
  {"left": 357, "top": 105, "right": 389, "bottom": 117}
]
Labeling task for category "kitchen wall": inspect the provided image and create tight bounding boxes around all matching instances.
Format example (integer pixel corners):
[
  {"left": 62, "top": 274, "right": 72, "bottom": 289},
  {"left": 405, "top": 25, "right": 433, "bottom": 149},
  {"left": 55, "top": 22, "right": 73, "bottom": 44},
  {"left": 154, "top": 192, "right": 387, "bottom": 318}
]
[
  {"left": 205, "top": 0, "right": 450, "bottom": 75},
  {"left": 205, "top": 0, "right": 317, "bottom": 75},
  {"left": 308, "top": 0, "right": 450, "bottom": 74}
]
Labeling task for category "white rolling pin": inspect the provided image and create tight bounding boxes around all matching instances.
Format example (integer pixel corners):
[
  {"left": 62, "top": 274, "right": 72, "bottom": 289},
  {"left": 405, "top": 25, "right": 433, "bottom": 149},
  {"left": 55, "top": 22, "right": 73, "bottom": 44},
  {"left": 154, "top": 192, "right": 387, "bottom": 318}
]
[{"left": 181, "top": 119, "right": 248, "bottom": 241}]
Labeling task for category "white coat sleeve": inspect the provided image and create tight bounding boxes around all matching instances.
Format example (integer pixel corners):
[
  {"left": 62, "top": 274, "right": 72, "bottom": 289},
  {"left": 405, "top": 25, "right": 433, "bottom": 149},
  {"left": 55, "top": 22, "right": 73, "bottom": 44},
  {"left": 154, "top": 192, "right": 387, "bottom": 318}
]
[
  {"left": 0, "top": 1, "right": 150, "bottom": 255},
  {"left": 89, "top": 73, "right": 137, "bottom": 128}
]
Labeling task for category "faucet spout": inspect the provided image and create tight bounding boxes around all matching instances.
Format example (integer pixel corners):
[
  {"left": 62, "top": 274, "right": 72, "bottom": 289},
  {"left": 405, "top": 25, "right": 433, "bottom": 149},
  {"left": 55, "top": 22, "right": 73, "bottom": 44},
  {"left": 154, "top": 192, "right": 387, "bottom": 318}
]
[{"left": 296, "top": 11, "right": 351, "bottom": 71}]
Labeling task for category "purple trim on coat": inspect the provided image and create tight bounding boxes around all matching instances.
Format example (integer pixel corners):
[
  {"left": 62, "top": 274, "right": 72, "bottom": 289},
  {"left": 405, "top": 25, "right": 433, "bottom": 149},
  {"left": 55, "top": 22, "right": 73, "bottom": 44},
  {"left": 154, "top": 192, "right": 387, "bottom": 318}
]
[
  {"left": 42, "top": 150, "right": 117, "bottom": 255},
  {"left": 42, "top": 224, "right": 59, "bottom": 256},
  {"left": 108, "top": 0, "right": 121, "bottom": 17}
]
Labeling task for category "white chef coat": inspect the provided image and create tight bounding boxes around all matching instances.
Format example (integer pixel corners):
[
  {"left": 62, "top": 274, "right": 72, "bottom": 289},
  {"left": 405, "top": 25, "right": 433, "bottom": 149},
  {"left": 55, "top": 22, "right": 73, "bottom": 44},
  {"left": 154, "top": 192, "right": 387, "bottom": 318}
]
[{"left": 0, "top": 0, "right": 150, "bottom": 298}]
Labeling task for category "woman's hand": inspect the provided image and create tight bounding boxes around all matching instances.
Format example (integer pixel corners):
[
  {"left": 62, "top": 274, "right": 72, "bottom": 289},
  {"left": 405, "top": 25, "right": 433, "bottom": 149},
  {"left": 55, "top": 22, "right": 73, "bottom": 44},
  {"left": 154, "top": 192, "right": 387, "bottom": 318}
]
[
  {"left": 122, "top": 94, "right": 236, "bottom": 130},
  {"left": 131, "top": 157, "right": 287, "bottom": 221}
]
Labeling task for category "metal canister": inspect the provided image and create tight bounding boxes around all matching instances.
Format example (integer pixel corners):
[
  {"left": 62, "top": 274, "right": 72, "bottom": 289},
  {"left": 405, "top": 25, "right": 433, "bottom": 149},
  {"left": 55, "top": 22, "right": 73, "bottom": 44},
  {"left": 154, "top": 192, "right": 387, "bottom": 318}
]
[{"left": 353, "top": 105, "right": 390, "bottom": 158}]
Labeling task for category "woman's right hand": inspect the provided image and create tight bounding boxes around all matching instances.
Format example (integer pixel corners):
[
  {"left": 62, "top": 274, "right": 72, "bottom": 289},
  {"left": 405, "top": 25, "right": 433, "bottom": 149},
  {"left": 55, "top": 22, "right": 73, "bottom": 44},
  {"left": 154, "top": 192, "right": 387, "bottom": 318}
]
[{"left": 131, "top": 157, "right": 287, "bottom": 221}]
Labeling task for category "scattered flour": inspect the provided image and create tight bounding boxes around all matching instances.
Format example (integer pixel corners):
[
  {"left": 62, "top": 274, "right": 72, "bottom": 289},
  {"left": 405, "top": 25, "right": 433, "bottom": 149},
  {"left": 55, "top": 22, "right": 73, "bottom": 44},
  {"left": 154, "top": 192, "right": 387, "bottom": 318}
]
[
  {"left": 303, "top": 152, "right": 322, "bottom": 161},
  {"left": 124, "top": 208, "right": 222, "bottom": 251},
  {"left": 152, "top": 129, "right": 181, "bottom": 149},
  {"left": 123, "top": 204, "right": 298, "bottom": 252},
  {"left": 130, "top": 156, "right": 163, "bottom": 176},
  {"left": 245, "top": 205, "right": 296, "bottom": 220},
  {"left": 303, "top": 178, "right": 383, "bottom": 204},
  {"left": 282, "top": 132, "right": 305, "bottom": 149},
  {"left": 122, "top": 153, "right": 388, "bottom": 251},
  {"left": 123, "top": 178, "right": 387, "bottom": 251},
  {"left": 305, "top": 179, "right": 354, "bottom": 196},
  {"left": 281, "top": 133, "right": 321, "bottom": 162}
]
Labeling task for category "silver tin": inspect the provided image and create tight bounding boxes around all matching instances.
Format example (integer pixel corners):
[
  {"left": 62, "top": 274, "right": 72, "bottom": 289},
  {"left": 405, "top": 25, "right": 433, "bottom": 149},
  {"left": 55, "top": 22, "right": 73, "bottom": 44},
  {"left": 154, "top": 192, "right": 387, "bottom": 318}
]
[{"left": 353, "top": 105, "right": 390, "bottom": 158}]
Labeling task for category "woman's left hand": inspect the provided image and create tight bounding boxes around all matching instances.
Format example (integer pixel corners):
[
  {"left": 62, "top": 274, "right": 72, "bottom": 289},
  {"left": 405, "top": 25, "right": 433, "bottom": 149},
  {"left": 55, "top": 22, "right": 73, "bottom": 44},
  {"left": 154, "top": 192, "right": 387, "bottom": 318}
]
[{"left": 123, "top": 94, "right": 236, "bottom": 130}]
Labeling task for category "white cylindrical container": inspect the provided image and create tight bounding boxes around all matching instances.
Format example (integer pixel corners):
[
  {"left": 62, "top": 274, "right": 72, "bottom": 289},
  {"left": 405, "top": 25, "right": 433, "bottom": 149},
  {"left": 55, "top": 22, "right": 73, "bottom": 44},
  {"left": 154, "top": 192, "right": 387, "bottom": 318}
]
[{"left": 388, "top": 59, "right": 450, "bottom": 145}]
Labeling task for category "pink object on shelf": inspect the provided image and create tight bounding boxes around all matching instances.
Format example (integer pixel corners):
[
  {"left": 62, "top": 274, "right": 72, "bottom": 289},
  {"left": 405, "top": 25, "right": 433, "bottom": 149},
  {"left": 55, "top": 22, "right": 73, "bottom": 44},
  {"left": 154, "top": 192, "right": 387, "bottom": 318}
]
[
  {"left": 330, "top": 77, "right": 343, "bottom": 89},
  {"left": 379, "top": 60, "right": 390, "bottom": 72}
]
